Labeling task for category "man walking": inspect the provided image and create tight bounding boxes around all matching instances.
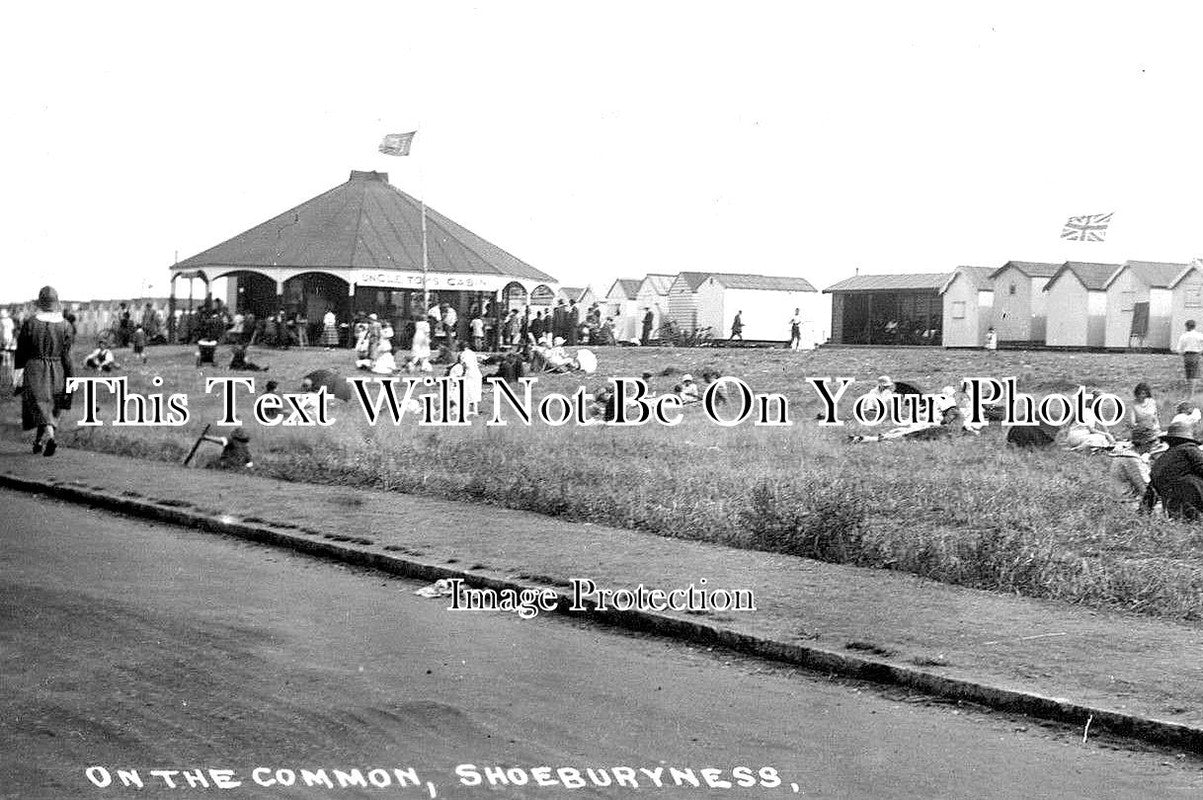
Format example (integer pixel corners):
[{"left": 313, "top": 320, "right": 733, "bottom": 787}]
[
  {"left": 788, "top": 308, "right": 802, "bottom": 351},
  {"left": 730, "top": 311, "right": 743, "bottom": 341},
  {"left": 1176, "top": 319, "right": 1203, "bottom": 397}
]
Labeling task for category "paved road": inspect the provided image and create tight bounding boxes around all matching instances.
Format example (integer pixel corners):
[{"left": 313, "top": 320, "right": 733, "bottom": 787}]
[{"left": 2, "top": 490, "right": 1199, "bottom": 799}]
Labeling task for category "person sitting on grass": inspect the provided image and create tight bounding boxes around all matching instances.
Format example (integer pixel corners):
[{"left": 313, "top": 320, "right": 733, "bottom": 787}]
[
  {"left": 1110, "top": 439, "right": 1167, "bottom": 505},
  {"left": 546, "top": 337, "right": 573, "bottom": 371},
  {"left": 258, "top": 380, "right": 284, "bottom": 423},
  {"left": 198, "top": 426, "right": 254, "bottom": 470},
  {"left": 586, "top": 383, "right": 618, "bottom": 422},
  {"left": 869, "top": 374, "right": 924, "bottom": 403},
  {"left": 229, "top": 343, "right": 267, "bottom": 371},
  {"left": 675, "top": 374, "right": 701, "bottom": 404},
  {"left": 1142, "top": 414, "right": 1203, "bottom": 519},
  {"left": 84, "top": 341, "right": 117, "bottom": 372},
  {"left": 1128, "top": 381, "right": 1162, "bottom": 453},
  {"left": 699, "top": 369, "right": 727, "bottom": 406}
]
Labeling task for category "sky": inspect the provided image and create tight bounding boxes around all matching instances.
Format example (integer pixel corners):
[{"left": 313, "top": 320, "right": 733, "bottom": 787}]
[{"left": 3, "top": 1, "right": 1203, "bottom": 302}]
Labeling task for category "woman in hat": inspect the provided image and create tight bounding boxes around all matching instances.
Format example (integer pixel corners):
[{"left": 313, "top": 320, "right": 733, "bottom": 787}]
[
  {"left": 15, "top": 286, "right": 74, "bottom": 456},
  {"left": 1144, "top": 413, "right": 1203, "bottom": 519}
]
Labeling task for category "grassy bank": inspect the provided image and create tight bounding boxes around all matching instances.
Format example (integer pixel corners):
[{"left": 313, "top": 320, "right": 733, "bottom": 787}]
[{"left": 8, "top": 343, "right": 1203, "bottom": 620}]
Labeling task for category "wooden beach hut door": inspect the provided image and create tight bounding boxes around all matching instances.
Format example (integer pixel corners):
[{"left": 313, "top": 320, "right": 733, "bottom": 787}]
[{"left": 1129, "top": 302, "right": 1150, "bottom": 349}]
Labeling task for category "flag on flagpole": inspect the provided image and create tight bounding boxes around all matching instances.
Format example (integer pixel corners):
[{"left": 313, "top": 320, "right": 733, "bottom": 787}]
[
  {"left": 1061, "top": 212, "right": 1113, "bottom": 242},
  {"left": 379, "top": 131, "right": 416, "bottom": 156}
]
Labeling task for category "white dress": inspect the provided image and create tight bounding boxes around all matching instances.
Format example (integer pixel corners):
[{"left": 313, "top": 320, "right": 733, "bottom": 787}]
[
  {"left": 371, "top": 327, "right": 396, "bottom": 374},
  {"left": 460, "top": 348, "right": 483, "bottom": 409},
  {"left": 410, "top": 320, "right": 431, "bottom": 361}
]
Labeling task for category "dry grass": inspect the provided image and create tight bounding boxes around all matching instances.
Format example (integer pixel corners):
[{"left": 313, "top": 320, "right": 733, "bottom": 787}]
[{"left": 9, "top": 342, "right": 1203, "bottom": 620}]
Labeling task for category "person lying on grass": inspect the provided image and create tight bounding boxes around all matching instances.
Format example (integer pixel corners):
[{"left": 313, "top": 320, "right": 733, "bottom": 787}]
[
  {"left": 1065, "top": 386, "right": 1116, "bottom": 451},
  {"left": 848, "top": 395, "right": 964, "bottom": 443}
]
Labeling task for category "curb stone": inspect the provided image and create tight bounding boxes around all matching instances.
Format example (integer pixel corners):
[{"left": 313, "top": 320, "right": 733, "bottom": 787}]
[{"left": 4, "top": 470, "right": 1200, "bottom": 755}]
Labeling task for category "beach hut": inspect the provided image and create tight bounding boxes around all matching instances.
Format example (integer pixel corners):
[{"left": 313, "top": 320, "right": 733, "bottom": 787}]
[
  {"left": 939, "top": 266, "right": 994, "bottom": 348},
  {"left": 634, "top": 273, "right": 675, "bottom": 341},
  {"left": 694, "top": 273, "right": 821, "bottom": 343},
  {"left": 604, "top": 278, "right": 641, "bottom": 341},
  {"left": 666, "top": 272, "right": 713, "bottom": 334},
  {"left": 1102, "top": 260, "right": 1187, "bottom": 349},
  {"left": 1041, "top": 262, "right": 1120, "bottom": 348},
  {"left": 824, "top": 273, "right": 950, "bottom": 345},
  {"left": 1169, "top": 262, "right": 1203, "bottom": 346},
  {"left": 988, "top": 261, "right": 1061, "bottom": 345},
  {"left": 556, "top": 286, "right": 596, "bottom": 308}
]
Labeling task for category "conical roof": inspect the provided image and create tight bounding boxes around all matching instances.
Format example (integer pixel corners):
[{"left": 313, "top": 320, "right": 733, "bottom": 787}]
[{"left": 172, "top": 170, "right": 556, "bottom": 283}]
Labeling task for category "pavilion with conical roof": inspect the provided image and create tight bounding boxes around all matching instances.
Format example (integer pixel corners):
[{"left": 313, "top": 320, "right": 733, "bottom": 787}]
[{"left": 169, "top": 170, "right": 558, "bottom": 342}]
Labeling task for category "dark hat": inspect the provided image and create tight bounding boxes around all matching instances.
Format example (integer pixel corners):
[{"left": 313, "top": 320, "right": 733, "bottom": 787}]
[
  {"left": 37, "top": 286, "right": 59, "bottom": 311},
  {"left": 230, "top": 427, "right": 251, "bottom": 442}
]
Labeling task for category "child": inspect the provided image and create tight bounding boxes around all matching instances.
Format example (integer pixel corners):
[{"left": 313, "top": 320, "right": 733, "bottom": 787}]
[
  {"left": 371, "top": 323, "right": 397, "bottom": 374},
  {"left": 229, "top": 343, "right": 267, "bottom": 371},
  {"left": 131, "top": 325, "right": 147, "bottom": 364},
  {"left": 407, "top": 319, "right": 433, "bottom": 373},
  {"left": 1129, "top": 382, "right": 1161, "bottom": 453},
  {"left": 84, "top": 341, "right": 117, "bottom": 372},
  {"left": 470, "top": 314, "right": 485, "bottom": 352},
  {"left": 676, "top": 374, "right": 701, "bottom": 403},
  {"left": 984, "top": 327, "right": 997, "bottom": 352}
]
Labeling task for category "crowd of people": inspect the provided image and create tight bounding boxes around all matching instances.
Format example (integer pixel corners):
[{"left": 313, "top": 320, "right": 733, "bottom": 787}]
[
  {"left": 13, "top": 282, "right": 1203, "bottom": 517},
  {"left": 844, "top": 369, "right": 1203, "bottom": 521}
]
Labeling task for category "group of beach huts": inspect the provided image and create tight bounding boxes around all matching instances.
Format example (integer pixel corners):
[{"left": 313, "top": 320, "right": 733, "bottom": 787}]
[
  {"left": 602, "top": 273, "right": 824, "bottom": 344},
  {"left": 935, "top": 259, "right": 1203, "bottom": 350},
  {"left": 597, "top": 260, "right": 1203, "bottom": 350}
]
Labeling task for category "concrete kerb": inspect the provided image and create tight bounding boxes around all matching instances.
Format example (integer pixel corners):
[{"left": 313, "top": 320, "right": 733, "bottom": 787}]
[{"left": 4, "top": 470, "right": 1200, "bottom": 755}]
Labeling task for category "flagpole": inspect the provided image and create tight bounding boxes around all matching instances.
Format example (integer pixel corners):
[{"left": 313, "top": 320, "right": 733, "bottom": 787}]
[
  {"left": 418, "top": 133, "right": 429, "bottom": 311},
  {"left": 421, "top": 196, "right": 429, "bottom": 311}
]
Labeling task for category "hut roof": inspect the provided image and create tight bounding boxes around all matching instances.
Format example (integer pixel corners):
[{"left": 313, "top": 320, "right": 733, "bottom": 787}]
[
  {"left": 1104, "top": 260, "right": 1191, "bottom": 290},
  {"left": 709, "top": 273, "right": 817, "bottom": 292},
  {"left": 1043, "top": 262, "right": 1123, "bottom": 292},
  {"left": 823, "top": 273, "right": 952, "bottom": 293},
  {"left": 989, "top": 261, "right": 1062, "bottom": 279},
  {"left": 939, "top": 266, "right": 995, "bottom": 294}
]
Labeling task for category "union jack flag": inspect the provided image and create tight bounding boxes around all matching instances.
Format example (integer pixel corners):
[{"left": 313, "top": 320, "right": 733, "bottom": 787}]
[
  {"left": 1061, "top": 212, "right": 1113, "bottom": 242},
  {"left": 378, "top": 131, "right": 416, "bottom": 156}
]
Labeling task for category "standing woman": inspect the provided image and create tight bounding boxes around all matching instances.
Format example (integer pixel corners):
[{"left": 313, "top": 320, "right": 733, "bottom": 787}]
[{"left": 16, "top": 286, "right": 74, "bottom": 456}]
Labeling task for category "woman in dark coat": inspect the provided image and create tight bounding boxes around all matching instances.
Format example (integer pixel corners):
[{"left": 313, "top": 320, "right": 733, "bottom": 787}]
[
  {"left": 15, "top": 286, "right": 74, "bottom": 456},
  {"left": 1143, "top": 414, "right": 1203, "bottom": 519}
]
